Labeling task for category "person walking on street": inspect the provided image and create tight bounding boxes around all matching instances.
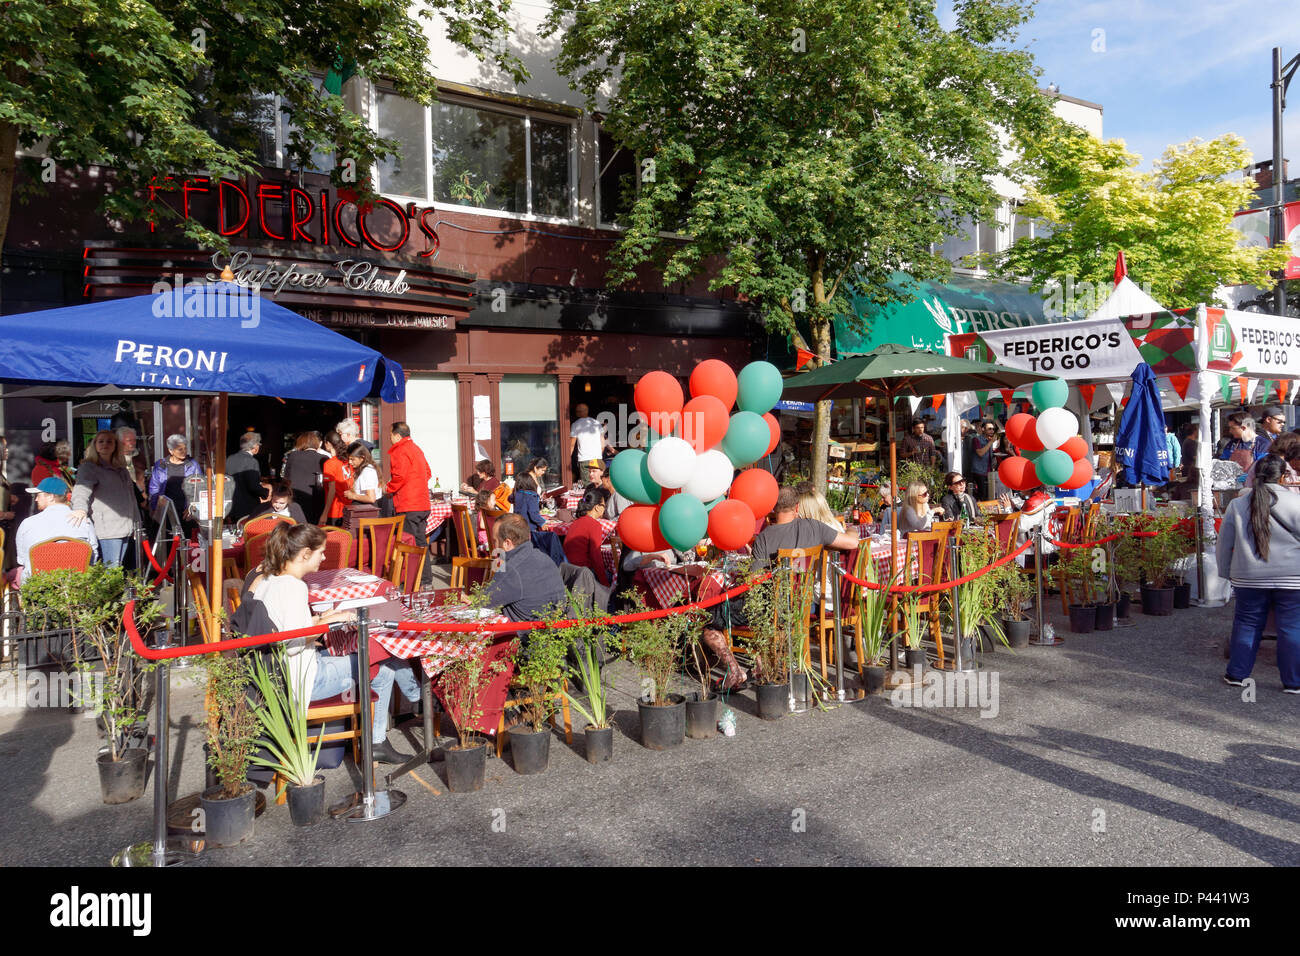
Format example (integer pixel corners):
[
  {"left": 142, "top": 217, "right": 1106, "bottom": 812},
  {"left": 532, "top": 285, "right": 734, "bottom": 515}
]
[
  {"left": 1220, "top": 454, "right": 1300, "bottom": 693},
  {"left": 386, "top": 422, "right": 433, "bottom": 585}
]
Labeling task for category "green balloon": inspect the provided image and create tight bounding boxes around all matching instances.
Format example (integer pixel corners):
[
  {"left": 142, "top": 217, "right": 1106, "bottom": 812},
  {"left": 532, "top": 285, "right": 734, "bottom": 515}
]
[
  {"left": 1031, "top": 378, "right": 1069, "bottom": 411},
  {"left": 658, "top": 493, "right": 708, "bottom": 551},
  {"left": 737, "top": 361, "right": 783, "bottom": 413},
  {"left": 1036, "top": 448, "right": 1074, "bottom": 486},
  {"left": 609, "top": 449, "right": 662, "bottom": 505},
  {"left": 721, "top": 411, "right": 770, "bottom": 466}
]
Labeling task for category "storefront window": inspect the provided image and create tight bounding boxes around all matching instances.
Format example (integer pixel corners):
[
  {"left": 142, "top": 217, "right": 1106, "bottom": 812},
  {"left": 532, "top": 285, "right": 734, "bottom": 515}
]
[
  {"left": 433, "top": 101, "right": 527, "bottom": 213},
  {"left": 531, "top": 118, "right": 572, "bottom": 218},
  {"left": 597, "top": 125, "right": 637, "bottom": 226},
  {"left": 376, "top": 89, "right": 429, "bottom": 199},
  {"left": 500, "top": 376, "right": 559, "bottom": 483}
]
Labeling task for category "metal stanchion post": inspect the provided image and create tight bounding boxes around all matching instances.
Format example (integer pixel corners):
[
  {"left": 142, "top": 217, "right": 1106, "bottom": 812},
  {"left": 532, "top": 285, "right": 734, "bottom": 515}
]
[
  {"left": 831, "top": 563, "right": 848, "bottom": 701},
  {"left": 1031, "top": 523, "right": 1054, "bottom": 645},
  {"left": 950, "top": 537, "right": 974, "bottom": 673},
  {"left": 336, "top": 606, "right": 406, "bottom": 821},
  {"left": 113, "top": 589, "right": 200, "bottom": 867}
]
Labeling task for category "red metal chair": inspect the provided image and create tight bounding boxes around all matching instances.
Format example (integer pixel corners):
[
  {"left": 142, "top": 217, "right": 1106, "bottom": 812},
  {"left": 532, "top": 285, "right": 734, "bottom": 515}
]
[
  {"left": 242, "top": 513, "right": 296, "bottom": 538},
  {"left": 243, "top": 531, "right": 273, "bottom": 576},
  {"left": 28, "top": 538, "right": 94, "bottom": 576},
  {"left": 319, "top": 526, "right": 353, "bottom": 571}
]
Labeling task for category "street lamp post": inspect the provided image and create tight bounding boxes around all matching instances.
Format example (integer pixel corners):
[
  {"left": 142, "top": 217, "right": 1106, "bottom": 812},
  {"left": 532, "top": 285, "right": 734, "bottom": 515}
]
[{"left": 1272, "top": 47, "right": 1300, "bottom": 315}]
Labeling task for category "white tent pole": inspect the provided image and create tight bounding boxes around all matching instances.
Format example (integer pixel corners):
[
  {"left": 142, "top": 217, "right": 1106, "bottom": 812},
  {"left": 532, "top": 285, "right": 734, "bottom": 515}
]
[{"left": 1195, "top": 304, "right": 1214, "bottom": 520}]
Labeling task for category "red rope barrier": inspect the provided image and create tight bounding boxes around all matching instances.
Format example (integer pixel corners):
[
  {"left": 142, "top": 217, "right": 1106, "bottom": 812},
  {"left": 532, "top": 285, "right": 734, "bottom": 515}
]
[
  {"left": 123, "top": 600, "right": 331, "bottom": 660},
  {"left": 1047, "top": 531, "right": 1158, "bottom": 549},
  {"left": 144, "top": 535, "right": 181, "bottom": 584},
  {"left": 841, "top": 538, "right": 1035, "bottom": 594}
]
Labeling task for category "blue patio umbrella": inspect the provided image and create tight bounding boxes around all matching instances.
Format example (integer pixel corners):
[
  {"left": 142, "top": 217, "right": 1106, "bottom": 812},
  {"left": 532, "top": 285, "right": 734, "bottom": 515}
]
[
  {"left": 0, "top": 283, "right": 404, "bottom": 402},
  {"left": 1115, "top": 362, "right": 1170, "bottom": 486}
]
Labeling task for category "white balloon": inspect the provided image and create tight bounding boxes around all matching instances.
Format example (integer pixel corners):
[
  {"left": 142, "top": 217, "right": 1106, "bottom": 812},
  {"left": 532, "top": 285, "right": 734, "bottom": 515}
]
[
  {"left": 682, "top": 449, "right": 733, "bottom": 502},
  {"left": 646, "top": 436, "right": 697, "bottom": 489},
  {"left": 1035, "top": 406, "right": 1079, "bottom": 450}
]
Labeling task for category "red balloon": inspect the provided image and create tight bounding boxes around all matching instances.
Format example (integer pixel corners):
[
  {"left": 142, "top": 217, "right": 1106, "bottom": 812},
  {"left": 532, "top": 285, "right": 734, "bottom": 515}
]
[
  {"left": 762, "top": 412, "right": 780, "bottom": 457},
  {"left": 1059, "top": 435, "right": 1088, "bottom": 461},
  {"left": 707, "top": 499, "right": 756, "bottom": 551},
  {"left": 1005, "top": 413, "right": 1044, "bottom": 453},
  {"left": 618, "top": 504, "right": 669, "bottom": 553},
  {"left": 998, "top": 456, "right": 1039, "bottom": 492},
  {"left": 1058, "top": 458, "right": 1094, "bottom": 491},
  {"left": 680, "top": 395, "right": 730, "bottom": 453},
  {"left": 635, "top": 371, "right": 684, "bottom": 436},
  {"left": 729, "top": 468, "right": 779, "bottom": 520},
  {"left": 689, "top": 359, "right": 738, "bottom": 410}
]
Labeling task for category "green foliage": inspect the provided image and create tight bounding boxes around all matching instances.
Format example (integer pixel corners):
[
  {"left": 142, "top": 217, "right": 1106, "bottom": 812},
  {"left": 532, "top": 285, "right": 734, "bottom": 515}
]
[
  {"left": 20, "top": 565, "right": 163, "bottom": 760},
  {"left": 0, "top": 0, "right": 527, "bottom": 258},
  {"left": 620, "top": 589, "right": 702, "bottom": 703},
  {"left": 997, "top": 553, "right": 1036, "bottom": 622},
  {"left": 900, "top": 593, "right": 925, "bottom": 651},
  {"left": 203, "top": 652, "right": 259, "bottom": 799},
  {"left": 952, "top": 530, "right": 1005, "bottom": 643},
  {"left": 514, "top": 612, "right": 571, "bottom": 732},
  {"left": 441, "top": 644, "right": 510, "bottom": 749},
  {"left": 545, "top": 593, "right": 615, "bottom": 730},
  {"left": 1134, "top": 513, "right": 1187, "bottom": 589},
  {"left": 740, "top": 564, "right": 809, "bottom": 684},
  {"left": 896, "top": 460, "right": 945, "bottom": 503},
  {"left": 989, "top": 119, "right": 1291, "bottom": 307},
  {"left": 246, "top": 646, "right": 324, "bottom": 793},
  {"left": 852, "top": 549, "right": 896, "bottom": 665},
  {"left": 825, "top": 486, "right": 857, "bottom": 514}
]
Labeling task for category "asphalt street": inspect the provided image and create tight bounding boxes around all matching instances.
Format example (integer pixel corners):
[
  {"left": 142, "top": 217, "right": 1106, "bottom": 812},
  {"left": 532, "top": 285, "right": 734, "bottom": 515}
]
[{"left": 3, "top": 598, "right": 1298, "bottom": 867}]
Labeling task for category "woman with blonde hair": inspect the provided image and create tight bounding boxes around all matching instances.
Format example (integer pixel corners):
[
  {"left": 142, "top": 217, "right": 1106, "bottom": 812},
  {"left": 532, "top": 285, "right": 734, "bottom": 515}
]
[
  {"left": 70, "top": 430, "right": 140, "bottom": 566},
  {"left": 796, "top": 489, "right": 844, "bottom": 531},
  {"left": 894, "top": 481, "right": 943, "bottom": 535}
]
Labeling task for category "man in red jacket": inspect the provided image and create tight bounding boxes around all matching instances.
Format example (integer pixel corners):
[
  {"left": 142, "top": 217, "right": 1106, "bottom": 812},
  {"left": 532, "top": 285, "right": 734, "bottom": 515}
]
[{"left": 387, "top": 422, "right": 433, "bottom": 585}]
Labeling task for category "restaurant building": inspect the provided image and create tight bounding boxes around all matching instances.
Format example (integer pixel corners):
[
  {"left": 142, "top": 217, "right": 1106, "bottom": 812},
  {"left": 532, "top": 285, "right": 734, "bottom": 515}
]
[{"left": 0, "top": 8, "right": 763, "bottom": 487}]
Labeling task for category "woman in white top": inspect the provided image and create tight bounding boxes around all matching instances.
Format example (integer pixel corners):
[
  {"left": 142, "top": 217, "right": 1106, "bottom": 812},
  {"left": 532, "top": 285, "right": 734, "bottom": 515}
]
[
  {"left": 343, "top": 441, "right": 381, "bottom": 505},
  {"left": 249, "top": 523, "right": 420, "bottom": 764}
]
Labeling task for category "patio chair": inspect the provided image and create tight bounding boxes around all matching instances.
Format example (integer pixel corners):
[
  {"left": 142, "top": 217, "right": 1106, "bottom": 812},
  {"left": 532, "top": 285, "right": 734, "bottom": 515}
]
[
  {"left": 319, "top": 526, "right": 353, "bottom": 571},
  {"left": 902, "top": 528, "right": 951, "bottom": 670},
  {"left": 388, "top": 543, "right": 427, "bottom": 593},
  {"left": 244, "top": 531, "right": 273, "bottom": 577},
  {"left": 28, "top": 537, "right": 94, "bottom": 576},
  {"left": 243, "top": 513, "right": 296, "bottom": 538},
  {"left": 450, "top": 504, "right": 484, "bottom": 558},
  {"left": 727, "top": 547, "right": 833, "bottom": 679},
  {"left": 450, "top": 556, "right": 493, "bottom": 590},
  {"left": 356, "top": 515, "right": 404, "bottom": 577}
]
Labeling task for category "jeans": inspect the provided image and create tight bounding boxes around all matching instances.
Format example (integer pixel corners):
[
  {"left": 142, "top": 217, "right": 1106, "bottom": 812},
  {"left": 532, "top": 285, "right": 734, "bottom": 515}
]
[
  {"left": 99, "top": 537, "right": 130, "bottom": 567},
  {"left": 311, "top": 652, "right": 422, "bottom": 744},
  {"left": 1226, "top": 586, "right": 1300, "bottom": 689}
]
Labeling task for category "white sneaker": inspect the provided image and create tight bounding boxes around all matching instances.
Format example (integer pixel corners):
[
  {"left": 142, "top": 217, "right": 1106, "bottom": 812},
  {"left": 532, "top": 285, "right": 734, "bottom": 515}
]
[
  {"left": 1283, "top": 687, "right": 1300, "bottom": 695},
  {"left": 1223, "top": 675, "right": 1248, "bottom": 687}
]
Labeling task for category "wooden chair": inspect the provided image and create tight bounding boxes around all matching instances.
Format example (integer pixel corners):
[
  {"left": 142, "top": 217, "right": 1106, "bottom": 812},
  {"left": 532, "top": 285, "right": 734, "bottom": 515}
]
[
  {"left": 356, "top": 515, "right": 404, "bottom": 577},
  {"left": 188, "top": 571, "right": 220, "bottom": 644},
  {"left": 977, "top": 500, "right": 1002, "bottom": 514},
  {"left": 840, "top": 541, "right": 882, "bottom": 679},
  {"left": 389, "top": 543, "right": 427, "bottom": 593},
  {"left": 450, "top": 504, "right": 484, "bottom": 558},
  {"left": 931, "top": 519, "right": 963, "bottom": 549},
  {"left": 497, "top": 674, "right": 573, "bottom": 758},
  {"left": 479, "top": 507, "right": 508, "bottom": 550},
  {"left": 243, "top": 514, "right": 296, "bottom": 538},
  {"left": 222, "top": 556, "right": 243, "bottom": 581},
  {"left": 223, "top": 579, "right": 243, "bottom": 617},
  {"left": 986, "top": 512, "right": 1022, "bottom": 555},
  {"left": 319, "top": 526, "right": 353, "bottom": 571},
  {"left": 902, "top": 528, "right": 951, "bottom": 670},
  {"left": 244, "top": 531, "right": 273, "bottom": 577},
  {"left": 1053, "top": 506, "right": 1084, "bottom": 612},
  {"left": 727, "top": 547, "right": 832, "bottom": 679},
  {"left": 28, "top": 537, "right": 94, "bottom": 576},
  {"left": 450, "top": 556, "right": 493, "bottom": 590}
]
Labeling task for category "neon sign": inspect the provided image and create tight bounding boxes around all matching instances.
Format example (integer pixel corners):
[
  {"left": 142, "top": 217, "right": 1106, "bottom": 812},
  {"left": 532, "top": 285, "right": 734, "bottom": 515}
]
[{"left": 152, "top": 176, "right": 440, "bottom": 258}]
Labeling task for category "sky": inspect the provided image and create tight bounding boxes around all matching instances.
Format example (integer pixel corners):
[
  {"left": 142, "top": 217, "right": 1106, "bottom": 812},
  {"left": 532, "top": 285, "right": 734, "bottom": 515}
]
[{"left": 941, "top": 0, "right": 1300, "bottom": 173}]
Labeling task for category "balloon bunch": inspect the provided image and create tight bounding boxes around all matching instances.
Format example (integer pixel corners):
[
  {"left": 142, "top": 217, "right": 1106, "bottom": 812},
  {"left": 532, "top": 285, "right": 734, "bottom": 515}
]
[
  {"left": 996, "top": 378, "right": 1094, "bottom": 492},
  {"left": 611, "top": 360, "right": 783, "bottom": 554}
]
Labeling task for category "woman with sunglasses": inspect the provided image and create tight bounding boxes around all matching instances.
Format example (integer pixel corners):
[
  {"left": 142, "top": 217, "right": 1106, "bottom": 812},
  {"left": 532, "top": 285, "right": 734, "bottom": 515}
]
[
  {"left": 894, "top": 481, "right": 944, "bottom": 534},
  {"left": 939, "top": 472, "right": 980, "bottom": 523}
]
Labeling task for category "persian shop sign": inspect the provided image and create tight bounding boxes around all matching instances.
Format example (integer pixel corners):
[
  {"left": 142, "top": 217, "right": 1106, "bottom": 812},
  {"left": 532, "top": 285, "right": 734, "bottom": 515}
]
[{"left": 155, "top": 176, "right": 440, "bottom": 257}]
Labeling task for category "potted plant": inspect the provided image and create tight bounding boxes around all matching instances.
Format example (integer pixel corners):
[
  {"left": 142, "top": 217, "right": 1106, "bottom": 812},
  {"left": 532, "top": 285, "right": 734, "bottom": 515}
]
[
  {"left": 1110, "top": 519, "right": 1142, "bottom": 620},
  {"left": 900, "top": 592, "right": 928, "bottom": 671},
  {"left": 683, "top": 625, "right": 720, "bottom": 739},
  {"left": 247, "top": 646, "right": 326, "bottom": 826},
  {"left": 998, "top": 559, "right": 1036, "bottom": 648},
  {"left": 554, "top": 595, "right": 617, "bottom": 761},
  {"left": 1061, "top": 546, "right": 1097, "bottom": 633},
  {"left": 20, "top": 567, "right": 163, "bottom": 804},
  {"left": 852, "top": 555, "right": 895, "bottom": 694},
  {"left": 952, "top": 531, "right": 1007, "bottom": 656},
  {"left": 1167, "top": 522, "right": 1196, "bottom": 609},
  {"left": 621, "top": 590, "right": 693, "bottom": 745},
  {"left": 1137, "top": 514, "right": 1180, "bottom": 616},
  {"left": 509, "top": 613, "right": 570, "bottom": 775},
  {"left": 440, "top": 644, "right": 510, "bottom": 792},
  {"left": 201, "top": 651, "right": 260, "bottom": 847},
  {"left": 741, "top": 568, "right": 795, "bottom": 720}
]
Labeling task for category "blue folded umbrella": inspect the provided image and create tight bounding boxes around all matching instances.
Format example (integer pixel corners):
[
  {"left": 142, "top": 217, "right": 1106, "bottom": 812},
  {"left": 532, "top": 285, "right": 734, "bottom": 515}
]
[{"left": 1115, "top": 363, "right": 1170, "bottom": 486}]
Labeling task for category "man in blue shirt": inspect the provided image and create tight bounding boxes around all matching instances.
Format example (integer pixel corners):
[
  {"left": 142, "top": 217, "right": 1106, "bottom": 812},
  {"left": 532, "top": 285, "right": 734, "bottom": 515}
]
[{"left": 1218, "top": 414, "right": 1271, "bottom": 463}]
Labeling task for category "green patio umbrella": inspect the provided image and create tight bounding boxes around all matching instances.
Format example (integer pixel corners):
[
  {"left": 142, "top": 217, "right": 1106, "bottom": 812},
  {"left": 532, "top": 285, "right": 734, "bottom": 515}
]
[{"left": 782, "top": 343, "right": 1055, "bottom": 673}]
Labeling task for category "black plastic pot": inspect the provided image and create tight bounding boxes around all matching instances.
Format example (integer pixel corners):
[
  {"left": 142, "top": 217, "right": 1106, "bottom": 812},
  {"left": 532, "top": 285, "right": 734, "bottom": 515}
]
[
  {"left": 958, "top": 634, "right": 977, "bottom": 660},
  {"left": 285, "top": 775, "right": 326, "bottom": 827},
  {"left": 97, "top": 748, "right": 147, "bottom": 805},
  {"left": 755, "top": 681, "right": 790, "bottom": 720},
  {"left": 685, "top": 694, "right": 719, "bottom": 739},
  {"left": 638, "top": 695, "right": 686, "bottom": 749},
  {"left": 1117, "top": 592, "right": 1132, "bottom": 619},
  {"left": 1092, "top": 602, "right": 1115, "bottom": 631},
  {"left": 1001, "top": 618, "right": 1032, "bottom": 648},
  {"left": 1068, "top": 604, "right": 1096, "bottom": 633},
  {"left": 508, "top": 725, "right": 551, "bottom": 774},
  {"left": 1173, "top": 582, "right": 1191, "bottom": 609},
  {"left": 978, "top": 624, "right": 997, "bottom": 653},
  {"left": 904, "top": 646, "right": 927, "bottom": 671},
  {"left": 200, "top": 784, "right": 256, "bottom": 848},
  {"left": 1140, "top": 585, "right": 1174, "bottom": 616},
  {"left": 584, "top": 726, "right": 613, "bottom": 764},
  {"left": 445, "top": 742, "right": 487, "bottom": 792},
  {"left": 863, "top": 665, "right": 887, "bottom": 695}
]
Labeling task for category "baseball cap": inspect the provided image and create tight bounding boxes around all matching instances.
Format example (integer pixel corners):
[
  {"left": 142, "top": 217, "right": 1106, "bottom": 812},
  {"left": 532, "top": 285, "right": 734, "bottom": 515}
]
[
  {"left": 27, "top": 477, "right": 69, "bottom": 496},
  {"left": 585, "top": 459, "right": 603, "bottom": 470},
  {"left": 1265, "top": 405, "right": 1285, "bottom": 419}
]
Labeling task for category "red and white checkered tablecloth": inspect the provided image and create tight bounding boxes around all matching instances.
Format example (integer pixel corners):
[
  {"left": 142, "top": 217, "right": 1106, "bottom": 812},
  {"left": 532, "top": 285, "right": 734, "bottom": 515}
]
[
  {"left": 327, "top": 603, "right": 513, "bottom": 679},
  {"left": 543, "top": 517, "right": 618, "bottom": 542},
  {"left": 560, "top": 490, "right": 584, "bottom": 510},
  {"left": 602, "top": 545, "right": 616, "bottom": 582},
  {"left": 637, "top": 565, "right": 728, "bottom": 609},
  {"left": 426, "top": 496, "right": 474, "bottom": 534},
  {"left": 305, "top": 567, "right": 398, "bottom": 605}
]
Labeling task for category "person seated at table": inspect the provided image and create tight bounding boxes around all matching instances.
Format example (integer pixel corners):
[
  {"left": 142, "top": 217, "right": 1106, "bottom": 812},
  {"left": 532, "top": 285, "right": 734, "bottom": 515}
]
[
  {"left": 698, "top": 486, "right": 861, "bottom": 690},
  {"left": 892, "top": 481, "right": 944, "bottom": 534},
  {"left": 939, "top": 472, "right": 980, "bottom": 523},
  {"left": 247, "top": 523, "right": 421, "bottom": 765},
  {"left": 510, "top": 472, "right": 546, "bottom": 532},
  {"left": 460, "top": 459, "right": 500, "bottom": 495},
  {"left": 473, "top": 489, "right": 496, "bottom": 548},
  {"left": 483, "top": 514, "right": 567, "bottom": 626},
  {"left": 563, "top": 488, "right": 612, "bottom": 587},
  {"left": 796, "top": 488, "right": 844, "bottom": 532},
  {"left": 595, "top": 465, "right": 631, "bottom": 520},
  {"left": 242, "top": 480, "right": 307, "bottom": 527}
]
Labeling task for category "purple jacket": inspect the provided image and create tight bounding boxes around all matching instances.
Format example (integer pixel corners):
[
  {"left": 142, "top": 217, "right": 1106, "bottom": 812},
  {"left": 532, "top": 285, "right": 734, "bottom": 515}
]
[{"left": 148, "top": 457, "right": 202, "bottom": 514}]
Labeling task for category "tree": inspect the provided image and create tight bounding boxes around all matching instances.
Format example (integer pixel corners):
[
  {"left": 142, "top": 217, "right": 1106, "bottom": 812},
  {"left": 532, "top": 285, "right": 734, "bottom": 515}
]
[
  {"left": 0, "top": 0, "right": 526, "bottom": 304},
  {"left": 988, "top": 119, "right": 1291, "bottom": 308},
  {"left": 543, "top": 0, "right": 1049, "bottom": 490}
]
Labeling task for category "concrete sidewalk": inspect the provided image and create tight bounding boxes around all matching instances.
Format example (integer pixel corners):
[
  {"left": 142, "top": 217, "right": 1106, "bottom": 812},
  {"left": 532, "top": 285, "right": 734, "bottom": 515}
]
[{"left": 3, "top": 599, "right": 1298, "bottom": 866}]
